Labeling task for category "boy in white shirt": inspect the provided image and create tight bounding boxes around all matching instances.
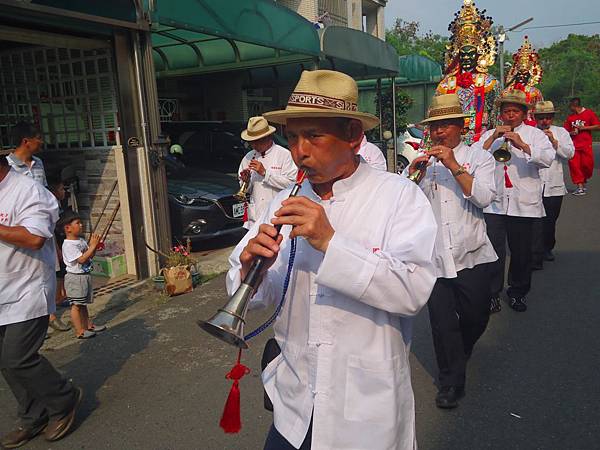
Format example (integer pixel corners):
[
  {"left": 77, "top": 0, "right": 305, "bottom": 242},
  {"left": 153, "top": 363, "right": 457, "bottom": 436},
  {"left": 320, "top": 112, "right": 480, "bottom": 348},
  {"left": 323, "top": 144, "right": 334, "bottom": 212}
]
[{"left": 59, "top": 212, "right": 105, "bottom": 339}]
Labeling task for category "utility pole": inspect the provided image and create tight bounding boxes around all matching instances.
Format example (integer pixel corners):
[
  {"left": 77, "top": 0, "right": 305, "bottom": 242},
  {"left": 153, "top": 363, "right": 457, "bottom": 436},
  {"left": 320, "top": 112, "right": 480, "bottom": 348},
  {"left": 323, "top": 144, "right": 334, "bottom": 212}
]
[{"left": 496, "top": 17, "right": 534, "bottom": 90}]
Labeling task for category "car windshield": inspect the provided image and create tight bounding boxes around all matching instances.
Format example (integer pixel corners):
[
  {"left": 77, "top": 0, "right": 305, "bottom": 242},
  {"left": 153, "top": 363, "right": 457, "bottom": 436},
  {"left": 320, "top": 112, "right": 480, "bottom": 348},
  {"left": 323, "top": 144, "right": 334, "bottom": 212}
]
[
  {"left": 163, "top": 122, "right": 288, "bottom": 175},
  {"left": 407, "top": 126, "right": 424, "bottom": 139}
]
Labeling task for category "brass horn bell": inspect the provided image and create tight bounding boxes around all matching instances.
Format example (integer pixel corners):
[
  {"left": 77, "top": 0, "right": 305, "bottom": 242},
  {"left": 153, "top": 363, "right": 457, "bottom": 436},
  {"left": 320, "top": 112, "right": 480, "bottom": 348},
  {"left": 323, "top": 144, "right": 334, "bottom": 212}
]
[
  {"left": 197, "top": 282, "right": 255, "bottom": 349},
  {"left": 493, "top": 141, "right": 512, "bottom": 163},
  {"left": 234, "top": 180, "right": 249, "bottom": 201}
]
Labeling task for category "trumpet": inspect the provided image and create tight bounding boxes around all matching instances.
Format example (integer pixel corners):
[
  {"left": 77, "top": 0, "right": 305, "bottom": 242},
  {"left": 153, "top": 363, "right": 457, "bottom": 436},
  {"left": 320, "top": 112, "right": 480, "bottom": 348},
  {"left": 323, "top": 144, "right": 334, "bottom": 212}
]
[
  {"left": 198, "top": 170, "right": 307, "bottom": 348},
  {"left": 492, "top": 127, "right": 514, "bottom": 162},
  {"left": 493, "top": 139, "right": 511, "bottom": 162},
  {"left": 408, "top": 158, "right": 430, "bottom": 183},
  {"left": 234, "top": 154, "right": 255, "bottom": 201}
]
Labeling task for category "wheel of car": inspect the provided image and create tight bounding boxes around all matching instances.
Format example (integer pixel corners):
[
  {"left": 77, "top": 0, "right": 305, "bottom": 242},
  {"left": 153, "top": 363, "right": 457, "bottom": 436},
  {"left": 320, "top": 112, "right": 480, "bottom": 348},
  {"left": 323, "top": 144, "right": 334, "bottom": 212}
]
[{"left": 396, "top": 155, "right": 409, "bottom": 173}]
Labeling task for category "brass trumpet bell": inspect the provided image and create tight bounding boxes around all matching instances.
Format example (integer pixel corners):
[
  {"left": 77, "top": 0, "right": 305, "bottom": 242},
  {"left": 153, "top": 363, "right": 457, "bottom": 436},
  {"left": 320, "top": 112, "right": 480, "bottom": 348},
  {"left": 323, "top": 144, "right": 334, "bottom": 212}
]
[
  {"left": 493, "top": 141, "right": 512, "bottom": 162},
  {"left": 233, "top": 180, "right": 249, "bottom": 201},
  {"left": 197, "top": 282, "right": 255, "bottom": 349}
]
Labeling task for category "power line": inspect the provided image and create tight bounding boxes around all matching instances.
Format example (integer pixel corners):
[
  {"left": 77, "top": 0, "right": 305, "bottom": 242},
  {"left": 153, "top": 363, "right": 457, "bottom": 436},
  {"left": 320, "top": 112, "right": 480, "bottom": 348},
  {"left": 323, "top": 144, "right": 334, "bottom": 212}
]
[{"left": 514, "top": 21, "right": 600, "bottom": 31}]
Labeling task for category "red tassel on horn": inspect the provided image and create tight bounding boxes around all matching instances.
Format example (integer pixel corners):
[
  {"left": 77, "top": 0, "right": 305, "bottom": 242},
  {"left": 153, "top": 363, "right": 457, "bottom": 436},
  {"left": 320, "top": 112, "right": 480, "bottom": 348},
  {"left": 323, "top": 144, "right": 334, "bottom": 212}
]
[
  {"left": 504, "top": 165, "right": 513, "bottom": 188},
  {"left": 219, "top": 349, "right": 250, "bottom": 433}
]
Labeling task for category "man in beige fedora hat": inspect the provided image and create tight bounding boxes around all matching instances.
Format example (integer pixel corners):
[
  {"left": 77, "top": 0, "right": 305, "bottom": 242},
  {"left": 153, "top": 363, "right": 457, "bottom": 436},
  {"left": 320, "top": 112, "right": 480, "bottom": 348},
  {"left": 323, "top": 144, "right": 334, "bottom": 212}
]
[
  {"left": 238, "top": 116, "right": 297, "bottom": 229},
  {"left": 472, "top": 88, "right": 555, "bottom": 313},
  {"left": 531, "top": 101, "right": 574, "bottom": 268},
  {"left": 408, "top": 93, "right": 497, "bottom": 409},
  {"left": 227, "top": 70, "right": 438, "bottom": 449}
]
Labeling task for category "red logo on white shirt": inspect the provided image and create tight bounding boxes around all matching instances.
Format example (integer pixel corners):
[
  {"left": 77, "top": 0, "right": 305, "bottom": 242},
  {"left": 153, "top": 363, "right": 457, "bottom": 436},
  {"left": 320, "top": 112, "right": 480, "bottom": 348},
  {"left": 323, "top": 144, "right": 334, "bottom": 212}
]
[{"left": 0, "top": 212, "right": 10, "bottom": 224}]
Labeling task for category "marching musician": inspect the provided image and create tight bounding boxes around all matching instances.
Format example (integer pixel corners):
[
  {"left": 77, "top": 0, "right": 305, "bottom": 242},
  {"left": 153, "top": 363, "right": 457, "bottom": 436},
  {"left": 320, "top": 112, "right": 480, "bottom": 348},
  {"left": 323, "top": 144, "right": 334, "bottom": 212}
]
[
  {"left": 531, "top": 101, "right": 575, "bottom": 268},
  {"left": 227, "top": 70, "right": 438, "bottom": 449},
  {"left": 472, "top": 89, "right": 555, "bottom": 313},
  {"left": 239, "top": 116, "right": 297, "bottom": 229},
  {"left": 408, "top": 94, "right": 497, "bottom": 409}
]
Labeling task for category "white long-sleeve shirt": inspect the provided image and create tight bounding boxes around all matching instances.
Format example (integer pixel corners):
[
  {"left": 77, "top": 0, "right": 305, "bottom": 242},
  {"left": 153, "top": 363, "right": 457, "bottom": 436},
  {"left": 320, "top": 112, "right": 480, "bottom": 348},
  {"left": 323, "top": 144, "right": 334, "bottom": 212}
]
[
  {"left": 357, "top": 136, "right": 387, "bottom": 171},
  {"left": 0, "top": 169, "right": 59, "bottom": 326},
  {"left": 539, "top": 125, "right": 575, "bottom": 197},
  {"left": 417, "top": 142, "right": 498, "bottom": 279},
  {"left": 472, "top": 123, "right": 555, "bottom": 218},
  {"left": 227, "top": 161, "right": 437, "bottom": 450},
  {"left": 238, "top": 143, "right": 297, "bottom": 229}
]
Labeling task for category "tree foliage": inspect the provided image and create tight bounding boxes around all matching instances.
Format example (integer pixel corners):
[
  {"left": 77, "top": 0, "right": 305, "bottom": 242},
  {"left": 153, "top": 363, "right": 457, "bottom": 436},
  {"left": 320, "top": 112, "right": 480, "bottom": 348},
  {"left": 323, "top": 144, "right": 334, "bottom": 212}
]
[
  {"left": 538, "top": 34, "right": 600, "bottom": 119},
  {"left": 372, "top": 86, "right": 413, "bottom": 137},
  {"left": 385, "top": 19, "right": 448, "bottom": 67}
]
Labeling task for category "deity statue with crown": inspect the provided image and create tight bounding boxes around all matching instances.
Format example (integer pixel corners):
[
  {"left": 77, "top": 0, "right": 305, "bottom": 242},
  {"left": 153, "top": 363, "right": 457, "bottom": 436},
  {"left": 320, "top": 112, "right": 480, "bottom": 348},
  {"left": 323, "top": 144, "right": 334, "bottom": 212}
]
[
  {"left": 435, "top": 0, "right": 500, "bottom": 144},
  {"left": 503, "top": 36, "right": 544, "bottom": 125}
]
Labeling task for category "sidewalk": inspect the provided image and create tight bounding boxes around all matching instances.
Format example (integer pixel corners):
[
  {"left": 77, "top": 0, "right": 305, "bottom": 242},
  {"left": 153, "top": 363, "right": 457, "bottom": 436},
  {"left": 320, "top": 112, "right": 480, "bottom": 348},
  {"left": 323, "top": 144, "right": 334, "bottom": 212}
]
[{"left": 44, "top": 244, "right": 236, "bottom": 351}]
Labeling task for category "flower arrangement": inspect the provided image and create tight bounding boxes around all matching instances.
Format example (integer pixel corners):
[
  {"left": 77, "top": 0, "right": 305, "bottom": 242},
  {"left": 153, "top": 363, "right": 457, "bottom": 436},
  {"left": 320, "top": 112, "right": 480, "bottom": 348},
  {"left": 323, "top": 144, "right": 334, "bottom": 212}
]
[{"left": 164, "top": 242, "right": 197, "bottom": 270}]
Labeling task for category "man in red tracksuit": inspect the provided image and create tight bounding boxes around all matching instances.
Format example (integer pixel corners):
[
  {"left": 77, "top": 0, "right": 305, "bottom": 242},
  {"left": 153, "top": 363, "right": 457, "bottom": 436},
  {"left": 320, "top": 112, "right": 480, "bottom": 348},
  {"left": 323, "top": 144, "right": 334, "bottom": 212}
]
[{"left": 563, "top": 98, "right": 600, "bottom": 195}]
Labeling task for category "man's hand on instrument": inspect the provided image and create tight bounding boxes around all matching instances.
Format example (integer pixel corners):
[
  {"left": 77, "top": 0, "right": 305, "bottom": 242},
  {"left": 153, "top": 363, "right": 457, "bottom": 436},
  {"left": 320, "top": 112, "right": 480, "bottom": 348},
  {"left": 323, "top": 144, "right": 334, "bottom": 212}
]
[
  {"left": 426, "top": 145, "right": 460, "bottom": 171},
  {"left": 240, "top": 224, "right": 283, "bottom": 280},
  {"left": 239, "top": 169, "right": 251, "bottom": 183},
  {"left": 543, "top": 129, "right": 558, "bottom": 149},
  {"left": 503, "top": 131, "right": 526, "bottom": 149},
  {"left": 249, "top": 160, "right": 266, "bottom": 176},
  {"left": 492, "top": 125, "right": 512, "bottom": 140},
  {"left": 272, "top": 197, "right": 334, "bottom": 253},
  {"left": 408, "top": 155, "right": 430, "bottom": 181}
]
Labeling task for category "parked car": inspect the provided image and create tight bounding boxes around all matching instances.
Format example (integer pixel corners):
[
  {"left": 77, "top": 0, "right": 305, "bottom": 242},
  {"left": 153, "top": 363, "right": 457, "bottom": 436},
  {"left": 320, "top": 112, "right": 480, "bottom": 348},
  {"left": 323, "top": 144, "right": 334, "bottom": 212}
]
[
  {"left": 161, "top": 121, "right": 288, "bottom": 243},
  {"left": 397, "top": 124, "right": 424, "bottom": 172}
]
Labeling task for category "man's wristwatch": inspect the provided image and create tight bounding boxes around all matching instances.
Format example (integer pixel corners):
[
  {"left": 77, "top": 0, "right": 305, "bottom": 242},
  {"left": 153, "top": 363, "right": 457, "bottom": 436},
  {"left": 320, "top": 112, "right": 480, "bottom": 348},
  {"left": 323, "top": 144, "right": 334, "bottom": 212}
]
[{"left": 452, "top": 166, "right": 467, "bottom": 177}]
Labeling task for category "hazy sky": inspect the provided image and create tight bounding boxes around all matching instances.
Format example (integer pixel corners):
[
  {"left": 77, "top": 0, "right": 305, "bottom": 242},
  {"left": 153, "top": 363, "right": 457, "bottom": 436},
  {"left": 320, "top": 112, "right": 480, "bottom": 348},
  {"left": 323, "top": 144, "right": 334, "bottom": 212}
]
[{"left": 384, "top": 0, "right": 600, "bottom": 51}]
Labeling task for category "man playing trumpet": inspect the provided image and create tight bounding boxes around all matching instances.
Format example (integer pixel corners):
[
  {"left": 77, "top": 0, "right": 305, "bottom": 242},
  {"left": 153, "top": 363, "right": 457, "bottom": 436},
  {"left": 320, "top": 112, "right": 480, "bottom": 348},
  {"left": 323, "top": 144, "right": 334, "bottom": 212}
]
[
  {"left": 227, "top": 70, "right": 438, "bottom": 449},
  {"left": 408, "top": 94, "right": 497, "bottom": 409},
  {"left": 472, "top": 89, "right": 555, "bottom": 313},
  {"left": 238, "top": 116, "right": 297, "bottom": 229}
]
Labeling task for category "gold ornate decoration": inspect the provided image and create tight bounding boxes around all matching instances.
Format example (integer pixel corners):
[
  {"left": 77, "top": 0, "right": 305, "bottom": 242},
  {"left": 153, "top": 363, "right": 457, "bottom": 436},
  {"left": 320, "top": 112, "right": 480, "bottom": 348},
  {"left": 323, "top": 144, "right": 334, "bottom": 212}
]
[
  {"left": 506, "top": 36, "right": 543, "bottom": 88},
  {"left": 445, "top": 0, "right": 497, "bottom": 74}
]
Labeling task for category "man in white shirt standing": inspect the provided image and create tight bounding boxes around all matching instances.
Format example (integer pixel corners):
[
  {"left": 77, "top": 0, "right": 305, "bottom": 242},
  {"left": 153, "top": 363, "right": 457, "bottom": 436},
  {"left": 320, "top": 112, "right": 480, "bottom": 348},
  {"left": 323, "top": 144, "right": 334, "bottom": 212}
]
[
  {"left": 357, "top": 133, "right": 387, "bottom": 171},
  {"left": 0, "top": 150, "right": 82, "bottom": 448},
  {"left": 239, "top": 116, "right": 297, "bottom": 229},
  {"left": 531, "top": 101, "right": 575, "bottom": 268},
  {"left": 5, "top": 122, "right": 47, "bottom": 187},
  {"left": 227, "top": 70, "right": 438, "bottom": 449},
  {"left": 472, "top": 89, "right": 555, "bottom": 313},
  {"left": 409, "top": 94, "right": 497, "bottom": 409}
]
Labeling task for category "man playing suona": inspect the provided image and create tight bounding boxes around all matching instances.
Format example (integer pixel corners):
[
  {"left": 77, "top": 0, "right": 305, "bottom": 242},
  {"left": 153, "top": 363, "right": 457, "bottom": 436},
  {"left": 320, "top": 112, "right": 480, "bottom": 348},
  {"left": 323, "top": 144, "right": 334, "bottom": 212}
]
[{"left": 227, "top": 70, "right": 438, "bottom": 450}]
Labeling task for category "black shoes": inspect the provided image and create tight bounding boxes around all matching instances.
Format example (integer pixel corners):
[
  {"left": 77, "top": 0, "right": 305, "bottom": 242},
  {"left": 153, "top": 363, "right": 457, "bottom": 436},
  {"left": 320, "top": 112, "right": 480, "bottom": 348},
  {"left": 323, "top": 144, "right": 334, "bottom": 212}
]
[
  {"left": 531, "top": 261, "right": 543, "bottom": 271},
  {"left": 490, "top": 296, "right": 502, "bottom": 313},
  {"left": 509, "top": 297, "right": 527, "bottom": 312},
  {"left": 544, "top": 251, "right": 555, "bottom": 262},
  {"left": 435, "top": 386, "right": 465, "bottom": 409}
]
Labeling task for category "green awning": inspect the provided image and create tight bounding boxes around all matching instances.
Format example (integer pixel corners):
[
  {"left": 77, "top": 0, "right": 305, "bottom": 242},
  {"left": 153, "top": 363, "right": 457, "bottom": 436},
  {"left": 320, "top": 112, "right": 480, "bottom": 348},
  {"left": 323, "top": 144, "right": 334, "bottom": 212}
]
[
  {"left": 150, "top": 0, "right": 320, "bottom": 78},
  {"left": 356, "top": 55, "right": 443, "bottom": 89},
  {"left": 398, "top": 55, "right": 442, "bottom": 82},
  {"left": 318, "top": 26, "right": 398, "bottom": 79}
]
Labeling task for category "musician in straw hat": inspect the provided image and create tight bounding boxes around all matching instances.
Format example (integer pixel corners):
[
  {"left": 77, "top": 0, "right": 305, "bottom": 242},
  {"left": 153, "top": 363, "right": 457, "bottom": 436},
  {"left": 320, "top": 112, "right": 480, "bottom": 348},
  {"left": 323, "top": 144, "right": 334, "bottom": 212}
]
[
  {"left": 239, "top": 116, "right": 297, "bottom": 229},
  {"left": 531, "top": 101, "right": 574, "bottom": 268},
  {"left": 408, "top": 93, "right": 497, "bottom": 409},
  {"left": 227, "top": 70, "right": 438, "bottom": 449},
  {"left": 471, "top": 89, "right": 555, "bottom": 313}
]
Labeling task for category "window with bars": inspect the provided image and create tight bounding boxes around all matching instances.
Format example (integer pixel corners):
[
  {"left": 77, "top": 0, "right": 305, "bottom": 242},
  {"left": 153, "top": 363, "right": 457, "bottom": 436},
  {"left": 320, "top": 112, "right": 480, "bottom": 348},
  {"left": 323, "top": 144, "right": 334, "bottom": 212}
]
[{"left": 0, "top": 46, "right": 119, "bottom": 150}]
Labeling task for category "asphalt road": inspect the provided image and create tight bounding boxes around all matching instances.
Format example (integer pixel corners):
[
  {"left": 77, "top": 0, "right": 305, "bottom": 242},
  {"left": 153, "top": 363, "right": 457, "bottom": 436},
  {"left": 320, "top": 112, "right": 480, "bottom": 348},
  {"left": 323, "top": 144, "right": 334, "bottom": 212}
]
[{"left": 1, "top": 146, "right": 599, "bottom": 449}]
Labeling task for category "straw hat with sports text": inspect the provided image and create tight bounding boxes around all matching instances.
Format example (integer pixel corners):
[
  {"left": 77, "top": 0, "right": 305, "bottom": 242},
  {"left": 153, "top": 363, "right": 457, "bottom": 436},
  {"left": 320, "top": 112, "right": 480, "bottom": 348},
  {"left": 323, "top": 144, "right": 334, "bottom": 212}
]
[
  {"left": 533, "top": 100, "right": 558, "bottom": 115},
  {"left": 497, "top": 88, "right": 529, "bottom": 108},
  {"left": 263, "top": 70, "right": 379, "bottom": 130},
  {"left": 241, "top": 116, "right": 276, "bottom": 142},
  {"left": 420, "top": 94, "right": 469, "bottom": 124}
]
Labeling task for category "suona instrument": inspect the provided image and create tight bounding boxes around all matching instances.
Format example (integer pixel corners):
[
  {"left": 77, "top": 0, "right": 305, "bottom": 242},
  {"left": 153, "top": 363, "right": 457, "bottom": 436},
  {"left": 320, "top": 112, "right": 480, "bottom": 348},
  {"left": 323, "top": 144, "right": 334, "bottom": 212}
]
[{"left": 198, "top": 170, "right": 307, "bottom": 348}]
